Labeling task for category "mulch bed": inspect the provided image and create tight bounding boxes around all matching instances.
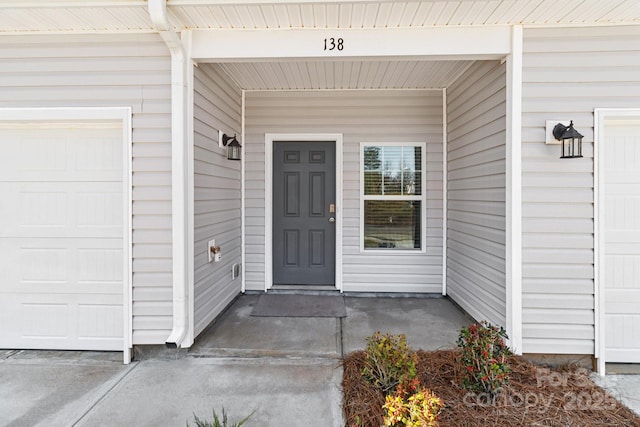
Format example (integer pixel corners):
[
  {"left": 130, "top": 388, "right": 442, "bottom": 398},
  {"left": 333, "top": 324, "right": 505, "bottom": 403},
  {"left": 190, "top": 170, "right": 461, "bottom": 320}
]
[{"left": 342, "top": 349, "right": 640, "bottom": 427}]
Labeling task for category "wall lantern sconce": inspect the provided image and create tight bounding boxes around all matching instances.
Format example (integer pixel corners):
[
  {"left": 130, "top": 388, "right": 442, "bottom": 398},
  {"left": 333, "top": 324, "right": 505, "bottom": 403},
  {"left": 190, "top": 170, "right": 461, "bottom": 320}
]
[
  {"left": 545, "top": 120, "right": 584, "bottom": 159},
  {"left": 219, "top": 132, "right": 242, "bottom": 161}
]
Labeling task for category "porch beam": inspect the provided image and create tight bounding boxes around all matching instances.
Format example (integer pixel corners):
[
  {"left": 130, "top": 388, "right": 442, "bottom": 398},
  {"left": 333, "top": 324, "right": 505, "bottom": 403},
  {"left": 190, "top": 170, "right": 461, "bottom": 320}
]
[
  {"left": 170, "top": 0, "right": 494, "bottom": 5},
  {"left": 189, "top": 26, "right": 511, "bottom": 61}
]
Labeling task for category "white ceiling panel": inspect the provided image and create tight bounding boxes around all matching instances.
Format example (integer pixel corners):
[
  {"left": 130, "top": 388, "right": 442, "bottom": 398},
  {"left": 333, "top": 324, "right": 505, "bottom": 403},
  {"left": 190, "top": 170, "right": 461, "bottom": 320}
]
[
  {"left": 0, "top": 6, "right": 154, "bottom": 32},
  {"left": 0, "top": 1, "right": 638, "bottom": 33},
  {"left": 216, "top": 59, "right": 475, "bottom": 90}
]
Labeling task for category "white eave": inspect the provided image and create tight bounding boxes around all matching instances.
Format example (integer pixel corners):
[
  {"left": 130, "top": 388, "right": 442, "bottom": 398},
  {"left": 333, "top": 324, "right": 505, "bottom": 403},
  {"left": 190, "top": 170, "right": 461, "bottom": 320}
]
[{"left": 1, "top": 0, "right": 639, "bottom": 33}]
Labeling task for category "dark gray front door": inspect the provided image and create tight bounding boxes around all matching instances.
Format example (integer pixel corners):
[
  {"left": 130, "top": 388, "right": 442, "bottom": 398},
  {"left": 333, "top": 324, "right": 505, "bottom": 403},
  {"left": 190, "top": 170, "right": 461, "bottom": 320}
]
[{"left": 273, "top": 141, "right": 336, "bottom": 285}]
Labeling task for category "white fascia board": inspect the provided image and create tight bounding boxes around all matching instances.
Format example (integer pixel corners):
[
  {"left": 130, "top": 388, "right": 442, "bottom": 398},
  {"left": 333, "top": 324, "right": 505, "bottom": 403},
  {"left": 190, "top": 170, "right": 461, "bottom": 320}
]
[
  {"left": 171, "top": 0, "right": 477, "bottom": 5},
  {"left": 0, "top": 1, "right": 146, "bottom": 7},
  {"left": 190, "top": 26, "right": 511, "bottom": 61}
]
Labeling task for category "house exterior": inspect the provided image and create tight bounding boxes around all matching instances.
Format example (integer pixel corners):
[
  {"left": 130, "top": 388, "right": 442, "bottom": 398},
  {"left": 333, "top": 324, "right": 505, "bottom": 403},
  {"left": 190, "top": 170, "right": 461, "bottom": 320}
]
[{"left": 0, "top": 0, "right": 638, "bottom": 373}]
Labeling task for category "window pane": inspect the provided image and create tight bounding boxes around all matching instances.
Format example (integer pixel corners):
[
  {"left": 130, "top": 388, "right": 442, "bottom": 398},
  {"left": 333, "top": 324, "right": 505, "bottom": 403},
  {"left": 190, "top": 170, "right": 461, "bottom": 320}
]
[
  {"left": 402, "top": 146, "right": 421, "bottom": 173},
  {"left": 364, "top": 171, "right": 382, "bottom": 195},
  {"left": 382, "top": 146, "right": 402, "bottom": 173},
  {"left": 364, "top": 146, "right": 382, "bottom": 171},
  {"left": 364, "top": 201, "right": 421, "bottom": 250},
  {"left": 383, "top": 171, "right": 402, "bottom": 195},
  {"left": 403, "top": 171, "right": 421, "bottom": 195}
]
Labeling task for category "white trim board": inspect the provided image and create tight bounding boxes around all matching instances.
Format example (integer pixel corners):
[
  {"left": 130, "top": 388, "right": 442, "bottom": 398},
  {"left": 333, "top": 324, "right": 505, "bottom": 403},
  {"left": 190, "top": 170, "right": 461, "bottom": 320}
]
[
  {"left": 442, "top": 88, "right": 448, "bottom": 296},
  {"left": 264, "top": 133, "right": 344, "bottom": 292},
  {"left": 0, "top": 107, "right": 133, "bottom": 364},
  {"left": 241, "top": 90, "right": 247, "bottom": 293},
  {"left": 505, "top": 25, "right": 523, "bottom": 355},
  {"left": 186, "top": 56, "right": 196, "bottom": 348},
  {"left": 594, "top": 108, "right": 640, "bottom": 376},
  {"left": 190, "top": 27, "right": 511, "bottom": 62}
]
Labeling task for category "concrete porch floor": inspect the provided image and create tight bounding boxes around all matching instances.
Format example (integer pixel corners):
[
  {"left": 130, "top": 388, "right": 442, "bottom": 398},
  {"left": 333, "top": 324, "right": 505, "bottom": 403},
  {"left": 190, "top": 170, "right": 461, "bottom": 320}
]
[{"left": 189, "top": 294, "right": 472, "bottom": 358}]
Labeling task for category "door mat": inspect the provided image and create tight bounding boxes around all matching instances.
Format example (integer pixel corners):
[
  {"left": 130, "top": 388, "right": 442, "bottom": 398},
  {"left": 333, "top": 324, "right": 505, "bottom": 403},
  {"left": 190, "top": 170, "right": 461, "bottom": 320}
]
[{"left": 251, "top": 294, "right": 347, "bottom": 318}]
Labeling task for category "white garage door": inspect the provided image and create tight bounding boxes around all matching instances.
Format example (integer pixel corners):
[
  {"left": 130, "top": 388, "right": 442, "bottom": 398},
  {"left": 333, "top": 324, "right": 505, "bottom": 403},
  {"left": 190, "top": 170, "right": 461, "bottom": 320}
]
[
  {"left": 0, "top": 123, "right": 125, "bottom": 351},
  {"left": 603, "top": 118, "right": 640, "bottom": 363}
]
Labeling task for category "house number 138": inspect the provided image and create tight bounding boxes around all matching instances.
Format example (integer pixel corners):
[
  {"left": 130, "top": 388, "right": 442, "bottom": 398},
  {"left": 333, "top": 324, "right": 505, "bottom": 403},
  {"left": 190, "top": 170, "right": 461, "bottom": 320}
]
[{"left": 324, "top": 37, "right": 344, "bottom": 51}]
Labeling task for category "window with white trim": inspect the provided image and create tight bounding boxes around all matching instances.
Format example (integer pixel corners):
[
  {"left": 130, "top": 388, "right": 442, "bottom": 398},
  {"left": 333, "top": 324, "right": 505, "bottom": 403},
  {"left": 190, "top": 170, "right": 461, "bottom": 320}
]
[{"left": 361, "top": 143, "right": 426, "bottom": 251}]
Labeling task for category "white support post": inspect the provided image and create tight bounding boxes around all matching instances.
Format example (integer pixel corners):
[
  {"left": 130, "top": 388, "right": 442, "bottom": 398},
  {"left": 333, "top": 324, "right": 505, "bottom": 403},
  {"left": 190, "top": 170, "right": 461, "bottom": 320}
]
[
  {"left": 442, "top": 88, "right": 448, "bottom": 296},
  {"left": 241, "top": 90, "right": 247, "bottom": 293},
  {"left": 505, "top": 25, "right": 523, "bottom": 354}
]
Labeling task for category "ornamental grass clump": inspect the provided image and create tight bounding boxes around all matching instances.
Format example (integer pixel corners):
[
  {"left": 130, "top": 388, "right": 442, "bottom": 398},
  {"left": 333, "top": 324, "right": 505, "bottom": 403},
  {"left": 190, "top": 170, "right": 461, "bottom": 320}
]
[
  {"left": 382, "top": 378, "right": 444, "bottom": 427},
  {"left": 361, "top": 332, "right": 418, "bottom": 393},
  {"left": 457, "top": 320, "right": 512, "bottom": 397},
  {"left": 187, "top": 407, "right": 252, "bottom": 427}
]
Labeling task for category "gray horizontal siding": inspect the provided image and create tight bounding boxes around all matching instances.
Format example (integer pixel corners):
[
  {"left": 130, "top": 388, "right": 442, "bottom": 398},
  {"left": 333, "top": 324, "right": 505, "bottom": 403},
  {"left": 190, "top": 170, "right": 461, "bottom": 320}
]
[
  {"left": 0, "top": 34, "right": 173, "bottom": 345},
  {"left": 193, "top": 64, "right": 242, "bottom": 337},
  {"left": 446, "top": 60, "right": 507, "bottom": 328},
  {"left": 244, "top": 90, "right": 443, "bottom": 292},
  {"left": 521, "top": 25, "right": 640, "bottom": 355}
]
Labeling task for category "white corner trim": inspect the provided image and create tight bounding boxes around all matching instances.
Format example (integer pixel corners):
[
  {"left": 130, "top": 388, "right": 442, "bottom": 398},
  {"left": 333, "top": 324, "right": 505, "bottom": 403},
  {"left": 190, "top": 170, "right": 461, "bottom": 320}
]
[
  {"left": 505, "top": 25, "right": 523, "bottom": 354},
  {"left": 123, "top": 108, "right": 133, "bottom": 365},
  {"left": 264, "top": 133, "right": 344, "bottom": 292},
  {"left": 595, "top": 108, "right": 604, "bottom": 376},
  {"left": 185, "top": 35, "right": 196, "bottom": 347},
  {"left": 0, "top": 106, "right": 134, "bottom": 363},
  {"left": 594, "top": 108, "right": 640, "bottom": 376},
  {"left": 241, "top": 90, "right": 247, "bottom": 293},
  {"left": 264, "top": 137, "right": 273, "bottom": 291},
  {"left": 442, "top": 88, "right": 448, "bottom": 296}
]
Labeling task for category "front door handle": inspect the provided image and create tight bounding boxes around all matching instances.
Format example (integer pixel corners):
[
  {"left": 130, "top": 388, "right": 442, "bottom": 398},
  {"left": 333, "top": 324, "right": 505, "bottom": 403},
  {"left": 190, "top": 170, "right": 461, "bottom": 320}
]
[{"left": 329, "top": 217, "right": 335, "bottom": 223}]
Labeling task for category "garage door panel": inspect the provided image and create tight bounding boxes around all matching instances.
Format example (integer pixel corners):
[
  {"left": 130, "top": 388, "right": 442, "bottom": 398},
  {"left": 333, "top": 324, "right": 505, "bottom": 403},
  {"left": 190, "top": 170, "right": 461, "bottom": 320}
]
[
  {"left": 0, "top": 238, "right": 123, "bottom": 294},
  {"left": 0, "top": 123, "right": 125, "bottom": 352},
  {"left": 0, "top": 127, "right": 122, "bottom": 182},
  {"left": 0, "top": 294, "right": 123, "bottom": 351},
  {"left": 0, "top": 182, "right": 122, "bottom": 238},
  {"left": 604, "top": 119, "right": 640, "bottom": 363},
  {"left": 605, "top": 254, "right": 640, "bottom": 289}
]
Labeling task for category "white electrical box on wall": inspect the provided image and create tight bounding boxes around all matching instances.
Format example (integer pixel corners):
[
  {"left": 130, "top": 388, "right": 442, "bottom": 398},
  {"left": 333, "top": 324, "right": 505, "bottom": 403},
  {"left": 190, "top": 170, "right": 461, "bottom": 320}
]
[
  {"left": 208, "top": 239, "right": 221, "bottom": 263},
  {"left": 232, "top": 263, "right": 241, "bottom": 280},
  {"left": 545, "top": 120, "right": 570, "bottom": 144}
]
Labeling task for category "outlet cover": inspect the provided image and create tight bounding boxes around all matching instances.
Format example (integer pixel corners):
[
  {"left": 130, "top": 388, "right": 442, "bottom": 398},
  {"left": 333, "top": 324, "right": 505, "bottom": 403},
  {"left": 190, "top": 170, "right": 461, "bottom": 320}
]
[{"left": 207, "top": 239, "right": 216, "bottom": 263}]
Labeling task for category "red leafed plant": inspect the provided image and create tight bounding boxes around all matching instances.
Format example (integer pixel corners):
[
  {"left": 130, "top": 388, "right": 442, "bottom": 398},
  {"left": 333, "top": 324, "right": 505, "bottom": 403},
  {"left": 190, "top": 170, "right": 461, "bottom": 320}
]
[{"left": 457, "top": 320, "right": 512, "bottom": 397}]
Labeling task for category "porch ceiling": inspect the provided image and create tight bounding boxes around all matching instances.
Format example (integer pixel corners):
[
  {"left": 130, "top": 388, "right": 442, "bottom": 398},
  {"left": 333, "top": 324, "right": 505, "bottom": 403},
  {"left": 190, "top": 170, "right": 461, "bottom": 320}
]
[
  {"left": 215, "top": 59, "right": 475, "bottom": 90},
  {"left": 1, "top": 0, "right": 639, "bottom": 33}
]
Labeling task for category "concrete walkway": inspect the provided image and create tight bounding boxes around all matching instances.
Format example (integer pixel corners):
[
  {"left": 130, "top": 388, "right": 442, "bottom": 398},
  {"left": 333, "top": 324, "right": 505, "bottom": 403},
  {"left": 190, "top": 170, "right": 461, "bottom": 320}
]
[{"left": 1, "top": 295, "right": 638, "bottom": 426}]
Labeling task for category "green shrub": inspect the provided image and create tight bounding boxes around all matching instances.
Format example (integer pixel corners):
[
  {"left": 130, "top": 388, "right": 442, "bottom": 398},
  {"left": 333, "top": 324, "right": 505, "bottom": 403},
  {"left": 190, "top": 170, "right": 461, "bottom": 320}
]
[
  {"left": 457, "top": 321, "right": 512, "bottom": 397},
  {"left": 362, "top": 332, "right": 418, "bottom": 393},
  {"left": 382, "top": 378, "right": 444, "bottom": 427},
  {"left": 187, "top": 407, "right": 252, "bottom": 427}
]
